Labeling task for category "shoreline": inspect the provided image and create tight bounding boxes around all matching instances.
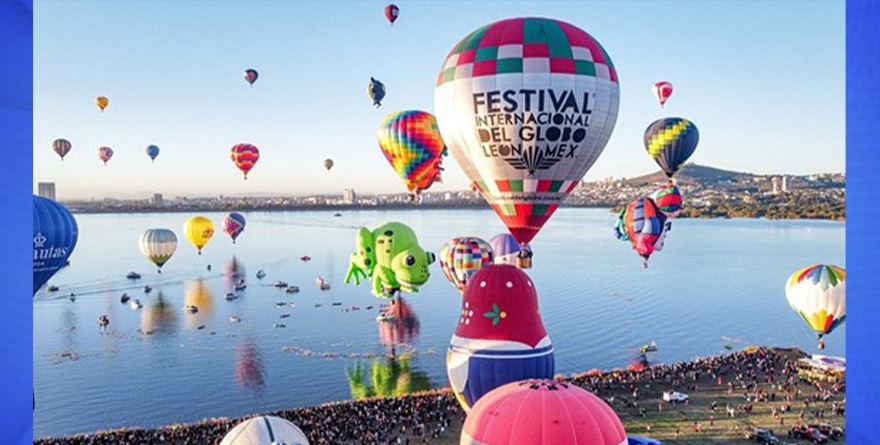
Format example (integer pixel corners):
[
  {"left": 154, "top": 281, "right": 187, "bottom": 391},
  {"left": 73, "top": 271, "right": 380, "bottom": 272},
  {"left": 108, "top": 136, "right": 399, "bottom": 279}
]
[{"left": 34, "top": 346, "right": 847, "bottom": 445}]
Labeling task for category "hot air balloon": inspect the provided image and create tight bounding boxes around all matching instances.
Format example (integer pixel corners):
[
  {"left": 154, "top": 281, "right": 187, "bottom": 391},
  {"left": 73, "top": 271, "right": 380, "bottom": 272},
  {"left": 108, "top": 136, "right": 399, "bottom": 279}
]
[
  {"left": 33, "top": 196, "right": 79, "bottom": 295},
  {"left": 323, "top": 158, "right": 334, "bottom": 171},
  {"left": 434, "top": 18, "right": 620, "bottom": 260},
  {"left": 344, "top": 222, "right": 435, "bottom": 298},
  {"left": 146, "top": 144, "right": 160, "bottom": 163},
  {"left": 384, "top": 4, "right": 399, "bottom": 25},
  {"left": 368, "top": 77, "right": 386, "bottom": 107},
  {"left": 183, "top": 216, "right": 214, "bottom": 254},
  {"left": 651, "top": 183, "right": 683, "bottom": 218},
  {"left": 462, "top": 379, "right": 627, "bottom": 445},
  {"left": 98, "top": 146, "right": 114, "bottom": 165},
  {"left": 447, "top": 265, "right": 554, "bottom": 411},
  {"left": 244, "top": 68, "right": 258, "bottom": 86},
  {"left": 221, "top": 212, "right": 246, "bottom": 244},
  {"left": 488, "top": 233, "right": 532, "bottom": 268},
  {"left": 53, "top": 139, "right": 72, "bottom": 160},
  {"left": 624, "top": 197, "right": 668, "bottom": 268},
  {"left": 785, "top": 265, "right": 846, "bottom": 350},
  {"left": 139, "top": 229, "right": 177, "bottom": 273},
  {"left": 377, "top": 110, "right": 446, "bottom": 198},
  {"left": 231, "top": 143, "right": 260, "bottom": 180},
  {"left": 644, "top": 117, "right": 699, "bottom": 178},
  {"left": 219, "top": 416, "right": 310, "bottom": 445},
  {"left": 95, "top": 96, "right": 109, "bottom": 112},
  {"left": 653, "top": 81, "right": 673, "bottom": 108},
  {"left": 439, "top": 237, "right": 494, "bottom": 294}
]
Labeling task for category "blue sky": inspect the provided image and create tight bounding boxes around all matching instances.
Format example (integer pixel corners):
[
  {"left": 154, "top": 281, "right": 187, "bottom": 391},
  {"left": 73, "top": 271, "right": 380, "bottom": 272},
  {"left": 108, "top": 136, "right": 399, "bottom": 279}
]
[{"left": 34, "top": 1, "right": 844, "bottom": 199}]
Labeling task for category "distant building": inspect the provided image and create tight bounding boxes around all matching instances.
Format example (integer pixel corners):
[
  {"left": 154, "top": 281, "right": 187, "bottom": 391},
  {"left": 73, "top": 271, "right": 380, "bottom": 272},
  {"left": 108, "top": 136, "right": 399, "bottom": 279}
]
[
  {"left": 343, "top": 188, "right": 357, "bottom": 204},
  {"left": 151, "top": 193, "right": 164, "bottom": 206},
  {"left": 771, "top": 176, "right": 782, "bottom": 194},
  {"left": 38, "top": 182, "right": 56, "bottom": 200},
  {"left": 781, "top": 175, "right": 791, "bottom": 192}
]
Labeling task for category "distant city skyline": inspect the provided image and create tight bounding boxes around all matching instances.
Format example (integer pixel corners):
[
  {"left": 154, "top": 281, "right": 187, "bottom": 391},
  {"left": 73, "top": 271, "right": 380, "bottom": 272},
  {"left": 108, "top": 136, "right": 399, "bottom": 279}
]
[{"left": 34, "top": 1, "right": 845, "bottom": 200}]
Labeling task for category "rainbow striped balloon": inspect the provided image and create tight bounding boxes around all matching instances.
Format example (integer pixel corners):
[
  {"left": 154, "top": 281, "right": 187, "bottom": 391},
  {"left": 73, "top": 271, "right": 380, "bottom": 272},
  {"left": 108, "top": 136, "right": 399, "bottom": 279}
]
[
  {"left": 231, "top": 143, "right": 260, "bottom": 180},
  {"left": 378, "top": 110, "right": 446, "bottom": 195},
  {"left": 785, "top": 264, "right": 846, "bottom": 343}
]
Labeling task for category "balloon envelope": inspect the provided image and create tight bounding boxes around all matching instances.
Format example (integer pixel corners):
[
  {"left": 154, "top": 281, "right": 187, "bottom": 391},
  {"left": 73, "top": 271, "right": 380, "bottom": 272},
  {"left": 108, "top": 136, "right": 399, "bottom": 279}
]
[
  {"left": 462, "top": 379, "right": 627, "bottom": 445},
  {"left": 651, "top": 184, "right": 683, "bottom": 218},
  {"left": 146, "top": 144, "right": 160, "bottom": 162},
  {"left": 53, "top": 139, "right": 71, "bottom": 160},
  {"left": 653, "top": 81, "right": 673, "bottom": 107},
  {"left": 644, "top": 117, "right": 699, "bottom": 178},
  {"left": 624, "top": 197, "right": 667, "bottom": 261},
  {"left": 448, "top": 265, "right": 554, "bottom": 411},
  {"left": 33, "top": 196, "right": 78, "bottom": 295},
  {"left": 384, "top": 4, "right": 398, "bottom": 24},
  {"left": 244, "top": 68, "right": 259, "bottom": 85},
  {"left": 183, "top": 216, "right": 214, "bottom": 254},
  {"left": 139, "top": 229, "right": 177, "bottom": 271},
  {"left": 434, "top": 17, "right": 620, "bottom": 245},
  {"left": 95, "top": 96, "right": 109, "bottom": 111},
  {"left": 219, "top": 416, "right": 310, "bottom": 445},
  {"left": 368, "top": 77, "right": 386, "bottom": 107},
  {"left": 231, "top": 143, "right": 260, "bottom": 179},
  {"left": 323, "top": 158, "right": 334, "bottom": 171},
  {"left": 98, "top": 146, "right": 114, "bottom": 165},
  {"left": 439, "top": 237, "right": 494, "bottom": 293},
  {"left": 785, "top": 265, "right": 846, "bottom": 336},
  {"left": 488, "top": 233, "right": 526, "bottom": 266},
  {"left": 222, "top": 212, "right": 247, "bottom": 243},
  {"left": 377, "top": 110, "right": 446, "bottom": 194}
]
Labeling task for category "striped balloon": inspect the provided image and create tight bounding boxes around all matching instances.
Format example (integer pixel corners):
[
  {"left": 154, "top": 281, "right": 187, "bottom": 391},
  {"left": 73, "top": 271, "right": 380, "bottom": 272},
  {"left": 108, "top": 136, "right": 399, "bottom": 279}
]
[
  {"left": 95, "top": 96, "right": 109, "bottom": 112},
  {"left": 651, "top": 184, "right": 683, "bottom": 218},
  {"left": 33, "top": 196, "right": 79, "bottom": 295},
  {"left": 98, "top": 146, "right": 114, "bottom": 165},
  {"left": 53, "top": 139, "right": 72, "bottom": 160},
  {"left": 653, "top": 81, "right": 673, "bottom": 108},
  {"left": 624, "top": 197, "right": 667, "bottom": 265},
  {"left": 222, "top": 212, "right": 247, "bottom": 243},
  {"left": 644, "top": 117, "right": 699, "bottom": 178},
  {"left": 139, "top": 229, "right": 178, "bottom": 273},
  {"left": 785, "top": 265, "right": 846, "bottom": 348},
  {"left": 231, "top": 143, "right": 260, "bottom": 180},
  {"left": 377, "top": 110, "right": 446, "bottom": 195},
  {"left": 439, "top": 237, "right": 494, "bottom": 293}
]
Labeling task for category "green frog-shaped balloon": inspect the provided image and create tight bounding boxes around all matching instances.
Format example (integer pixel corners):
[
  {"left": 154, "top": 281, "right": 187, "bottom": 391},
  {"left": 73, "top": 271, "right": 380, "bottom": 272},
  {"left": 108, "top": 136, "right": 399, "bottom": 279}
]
[{"left": 344, "top": 222, "right": 435, "bottom": 298}]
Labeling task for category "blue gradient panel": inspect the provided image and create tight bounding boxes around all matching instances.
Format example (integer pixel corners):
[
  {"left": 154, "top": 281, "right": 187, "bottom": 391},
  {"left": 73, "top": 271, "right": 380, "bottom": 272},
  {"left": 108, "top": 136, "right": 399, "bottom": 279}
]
[
  {"left": 0, "top": 0, "right": 34, "bottom": 444},
  {"left": 847, "top": 0, "right": 879, "bottom": 443}
]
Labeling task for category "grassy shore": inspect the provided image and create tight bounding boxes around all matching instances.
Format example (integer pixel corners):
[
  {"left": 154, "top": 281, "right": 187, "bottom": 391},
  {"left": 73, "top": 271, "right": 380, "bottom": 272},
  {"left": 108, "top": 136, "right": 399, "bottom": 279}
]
[{"left": 35, "top": 347, "right": 845, "bottom": 445}]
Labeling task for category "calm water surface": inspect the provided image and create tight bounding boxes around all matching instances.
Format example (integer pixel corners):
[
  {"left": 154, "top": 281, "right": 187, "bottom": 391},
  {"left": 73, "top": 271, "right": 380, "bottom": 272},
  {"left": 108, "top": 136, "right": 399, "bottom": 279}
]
[{"left": 33, "top": 209, "right": 845, "bottom": 438}]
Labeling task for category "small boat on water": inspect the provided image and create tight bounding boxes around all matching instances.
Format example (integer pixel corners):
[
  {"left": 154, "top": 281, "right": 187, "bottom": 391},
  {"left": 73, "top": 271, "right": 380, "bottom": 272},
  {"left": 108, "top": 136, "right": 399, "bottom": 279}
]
[
  {"left": 331, "top": 302, "right": 343, "bottom": 306},
  {"left": 286, "top": 286, "right": 300, "bottom": 294},
  {"left": 69, "top": 293, "right": 76, "bottom": 302},
  {"left": 47, "top": 285, "right": 60, "bottom": 292},
  {"left": 225, "top": 292, "right": 238, "bottom": 301},
  {"left": 724, "top": 344, "right": 733, "bottom": 350},
  {"left": 300, "top": 256, "right": 312, "bottom": 262},
  {"left": 275, "top": 302, "right": 287, "bottom": 308},
  {"left": 229, "top": 316, "right": 241, "bottom": 323},
  {"left": 256, "top": 270, "right": 266, "bottom": 279},
  {"left": 333, "top": 213, "right": 342, "bottom": 217},
  {"left": 314, "top": 304, "right": 323, "bottom": 308},
  {"left": 126, "top": 271, "right": 142, "bottom": 280},
  {"left": 120, "top": 293, "right": 131, "bottom": 304},
  {"left": 235, "top": 283, "right": 247, "bottom": 291},
  {"left": 274, "top": 323, "right": 286, "bottom": 329},
  {"left": 639, "top": 341, "right": 658, "bottom": 354},
  {"left": 320, "top": 283, "right": 331, "bottom": 291},
  {"left": 143, "top": 286, "right": 152, "bottom": 293},
  {"left": 184, "top": 305, "right": 199, "bottom": 314},
  {"left": 98, "top": 315, "right": 109, "bottom": 328},
  {"left": 280, "top": 314, "right": 291, "bottom": 319},
  {"left": 274, "top": 281, "right": 289, "bottom": 288},
  {"left": 130, "top": 299, "right": 143, "bottom": 310}
]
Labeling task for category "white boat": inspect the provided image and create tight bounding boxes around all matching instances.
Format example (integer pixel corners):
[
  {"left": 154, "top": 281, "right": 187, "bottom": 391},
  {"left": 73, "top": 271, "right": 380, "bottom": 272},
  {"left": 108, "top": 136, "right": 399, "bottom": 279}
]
[
  {"left": 315, "top": 277, "right": 326, "bottom": 288},
  {"left": 256, "top": 270, "right": 267, "bottom": 279},
  {"left": 229, "top": 316, "right": 241, "bottom": 323},
  {"left": 376, "top": 313, "right": 396, "bottom": 322},
  {"left": 184, "top": 305, "right": 199, "bottom": 314},
  {"left": 130, "top": 299, "right": 143, "bottom": 310},
  {"left": 225, "top": 293, "right": 238, "bottom": 301}
]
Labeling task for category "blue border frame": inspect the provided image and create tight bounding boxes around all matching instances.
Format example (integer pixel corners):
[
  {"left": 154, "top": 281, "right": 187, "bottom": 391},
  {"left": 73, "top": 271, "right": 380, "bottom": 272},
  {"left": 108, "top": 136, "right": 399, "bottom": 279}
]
[
  {"left": 846, "top": 0, "right": 879, "bottom": 442},
  {"left": 2, "top": 1, "right": 876, "bottom": 443},
  {"left": 0, "top": 0, "right": 33, "bottom": 443}
]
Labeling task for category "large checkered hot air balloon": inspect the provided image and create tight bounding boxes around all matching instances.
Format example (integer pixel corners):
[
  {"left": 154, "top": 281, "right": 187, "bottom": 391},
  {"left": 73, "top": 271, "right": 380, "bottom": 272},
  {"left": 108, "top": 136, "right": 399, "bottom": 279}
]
[
  {"left": 785, "top": 265, "right": 846, "bottom": 350},
  {"left": 644, "top": 117, "right": 699, "bottom": 178},
  {"left": 447, "top": 265, "right": 554, "bottom": 411},
  {"left": 434, "top": 17, "right": 620, "bottom": 263},
  {"left": 377, "top": 110, "right": 446, "bottom": 199}
]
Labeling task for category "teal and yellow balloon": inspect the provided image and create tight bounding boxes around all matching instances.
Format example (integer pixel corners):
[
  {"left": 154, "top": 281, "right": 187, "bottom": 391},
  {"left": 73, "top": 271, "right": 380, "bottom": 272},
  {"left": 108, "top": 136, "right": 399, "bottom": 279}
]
[{"left": 644, "top": 117, "right": 699, "bottom": 178}]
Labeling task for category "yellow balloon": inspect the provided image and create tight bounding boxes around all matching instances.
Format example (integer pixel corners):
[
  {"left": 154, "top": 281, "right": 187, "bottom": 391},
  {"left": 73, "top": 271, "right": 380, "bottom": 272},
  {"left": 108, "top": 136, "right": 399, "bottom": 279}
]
[
  {"left": 183, "top": 216, "right": 214, "bottom": 254},
  {"left": 96, "top": 96, "right": 109, "bottom": 112}
]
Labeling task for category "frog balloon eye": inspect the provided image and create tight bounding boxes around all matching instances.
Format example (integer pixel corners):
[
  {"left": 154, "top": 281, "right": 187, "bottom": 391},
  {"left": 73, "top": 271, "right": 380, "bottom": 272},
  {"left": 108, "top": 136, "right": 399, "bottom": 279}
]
[{"left": 405, "top": 255, "right": 416, "bottom": 266}]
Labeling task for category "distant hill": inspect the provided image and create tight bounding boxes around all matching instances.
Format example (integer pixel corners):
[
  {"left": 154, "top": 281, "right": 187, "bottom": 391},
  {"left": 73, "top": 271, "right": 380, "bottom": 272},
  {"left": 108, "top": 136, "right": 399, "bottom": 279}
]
[{"left": 622, "top": 163, "right": 751, "bottom": 186}]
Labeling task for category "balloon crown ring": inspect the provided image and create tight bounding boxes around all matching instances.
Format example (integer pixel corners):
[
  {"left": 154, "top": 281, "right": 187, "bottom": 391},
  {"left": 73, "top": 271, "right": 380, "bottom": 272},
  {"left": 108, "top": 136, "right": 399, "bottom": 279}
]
[
  {"left": 521, "top": 379, "right": 569, "bottom": 391},
  {"left": 34, "top": 232, "right": 47, "bottom": 248}
]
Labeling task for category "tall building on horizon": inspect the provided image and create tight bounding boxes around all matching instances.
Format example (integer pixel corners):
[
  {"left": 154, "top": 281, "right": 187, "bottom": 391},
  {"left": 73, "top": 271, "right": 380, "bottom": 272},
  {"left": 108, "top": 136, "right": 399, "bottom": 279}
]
[
  {"left": 151, "top": 193, "right": 163, "bottom": 206},
  {"left": 781, "top": 175, "right": 791, "bottom": 192},
  {"left": 343, "top": 188, "right": 356, "bottom": 204},
  {"left": 38, "top": 182, "right": 56, "bottom": 200}
]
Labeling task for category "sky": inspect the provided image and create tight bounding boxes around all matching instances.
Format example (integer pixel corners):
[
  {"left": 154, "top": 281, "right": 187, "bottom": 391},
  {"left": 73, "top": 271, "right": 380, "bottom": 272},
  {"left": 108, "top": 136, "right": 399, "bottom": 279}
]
[{"left": 33, "top": 1, "right": 845, "bottom": 200}]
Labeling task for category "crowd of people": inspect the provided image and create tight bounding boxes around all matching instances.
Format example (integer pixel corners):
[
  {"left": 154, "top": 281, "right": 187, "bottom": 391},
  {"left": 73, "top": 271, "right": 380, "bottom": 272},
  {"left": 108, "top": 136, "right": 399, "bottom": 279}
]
[{"left": 35, "top": 347, "right": 845, "bottom": 445}]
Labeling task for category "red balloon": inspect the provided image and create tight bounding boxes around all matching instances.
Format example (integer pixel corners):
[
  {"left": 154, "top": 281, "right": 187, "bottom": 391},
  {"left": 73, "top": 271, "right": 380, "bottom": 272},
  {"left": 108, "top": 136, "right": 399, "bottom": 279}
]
[
  {"left": 462, "top": 379, "right": 627, "bottom": 445},
  {"left": 384, "top": 4, "right": 399, "bottom": 25},
  {"left": 653, "top": 81, "right": 673, "bottom": 107},
  {"left": 230, "top": 143, "right": 260, "bottom": 180}
]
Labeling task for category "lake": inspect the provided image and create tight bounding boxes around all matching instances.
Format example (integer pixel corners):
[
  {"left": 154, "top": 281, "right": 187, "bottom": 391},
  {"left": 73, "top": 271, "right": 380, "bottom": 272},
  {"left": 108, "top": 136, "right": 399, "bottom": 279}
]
[{"left": 33, "top": 208, "right": 845, "bottom": 438}]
